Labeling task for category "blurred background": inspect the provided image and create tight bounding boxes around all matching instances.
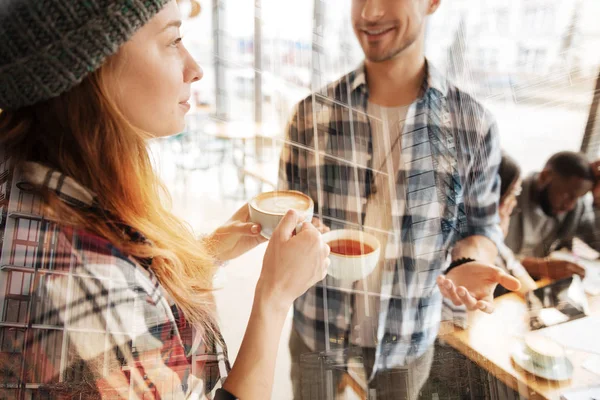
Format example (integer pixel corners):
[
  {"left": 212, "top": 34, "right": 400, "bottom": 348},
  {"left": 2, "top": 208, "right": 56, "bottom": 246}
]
[
  {"left": 1, "top": 0, "right": 600, "bottom": 398},
  {"left": 145, "top": 1, "right": 600, "bottom": 398}
]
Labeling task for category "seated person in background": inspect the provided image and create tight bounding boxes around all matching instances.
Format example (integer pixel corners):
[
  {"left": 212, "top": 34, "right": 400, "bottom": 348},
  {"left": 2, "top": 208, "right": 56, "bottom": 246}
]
[
  {"left": 429, "top": 153, "right": 535, "bottom": 397},
  {"left": 495, "top": 152, "right": 537, "bottom": 296},
  {"left": 505, "top": 151, "right": 599, "bottom": 280},
  {"left": 442, "top": 152, "right": 536, "bottom": 327}
]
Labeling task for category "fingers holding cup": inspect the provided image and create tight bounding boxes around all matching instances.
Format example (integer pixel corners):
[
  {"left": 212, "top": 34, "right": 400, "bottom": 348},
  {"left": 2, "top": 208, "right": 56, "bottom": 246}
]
[{"left": 248, "top": 190, "right": 314, "bottom": 239}]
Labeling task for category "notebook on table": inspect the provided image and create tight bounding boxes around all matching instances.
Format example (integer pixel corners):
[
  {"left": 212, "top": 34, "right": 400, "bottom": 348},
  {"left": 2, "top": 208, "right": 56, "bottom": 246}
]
[{"left": 526, "top": 275, "right": 590, "bottom": 331}]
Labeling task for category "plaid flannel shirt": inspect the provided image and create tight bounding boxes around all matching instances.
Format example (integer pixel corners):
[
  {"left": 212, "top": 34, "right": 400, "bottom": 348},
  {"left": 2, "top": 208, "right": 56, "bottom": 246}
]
[
  {"left": 278, "top": 62, "right": 503, "bottom": 373},
  {"left": 0, "top": 161, "right": 229, "bottom": 399}
]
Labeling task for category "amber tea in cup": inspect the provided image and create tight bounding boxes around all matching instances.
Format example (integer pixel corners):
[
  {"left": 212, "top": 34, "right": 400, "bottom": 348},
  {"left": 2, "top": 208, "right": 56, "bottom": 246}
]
[
  {"left": 322, "top": 230, "right": 380, "bottom": 282},
  {"left": 328, "top": 239, "right": 375, "bottom": 256}
]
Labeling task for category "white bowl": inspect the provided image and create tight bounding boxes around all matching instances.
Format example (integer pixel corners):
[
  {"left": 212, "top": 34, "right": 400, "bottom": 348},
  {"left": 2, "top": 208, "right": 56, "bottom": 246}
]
[
  {"left": 322, "top": 229, "right": 381, "bottom": 283},
  {"left": 248, "top": 190, "right": 314, "bottom": 239}
]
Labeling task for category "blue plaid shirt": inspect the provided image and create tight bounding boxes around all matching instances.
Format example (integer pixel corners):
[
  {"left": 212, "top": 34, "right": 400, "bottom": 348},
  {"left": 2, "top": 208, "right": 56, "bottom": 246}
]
[{"left": 278, "top": 62, "right": 503, "bottom": 373}]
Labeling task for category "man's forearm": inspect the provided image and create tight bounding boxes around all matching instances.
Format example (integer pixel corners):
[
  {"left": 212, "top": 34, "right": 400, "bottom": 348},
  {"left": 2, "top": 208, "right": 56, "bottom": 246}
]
[
  {"left": 451, "top": 235, "right": 498, "bottom": 265},
  {"left": 521, "top": 256, "right": 550, "bottom": 278}
]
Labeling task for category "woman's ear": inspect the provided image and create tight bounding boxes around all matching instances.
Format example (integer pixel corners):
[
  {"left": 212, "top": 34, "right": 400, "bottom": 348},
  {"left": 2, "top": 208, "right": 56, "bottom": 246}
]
[{"left": 427, "top": 0, "right": 441, "bottom": 15}]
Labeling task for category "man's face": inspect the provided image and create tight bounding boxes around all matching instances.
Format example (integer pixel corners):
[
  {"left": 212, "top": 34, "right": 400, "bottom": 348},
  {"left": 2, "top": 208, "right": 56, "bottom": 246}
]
[
  {"left": 351, "top": 0, "right": 437, "bottom": 62},
  {"left": 543, "top": 173, "right": 593, "bottom": 215}
]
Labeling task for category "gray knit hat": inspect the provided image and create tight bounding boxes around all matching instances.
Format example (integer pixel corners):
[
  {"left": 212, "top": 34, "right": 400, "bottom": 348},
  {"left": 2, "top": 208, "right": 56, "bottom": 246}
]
[{"left": 0, "top": 0, "right": 171, "bottom": 110}]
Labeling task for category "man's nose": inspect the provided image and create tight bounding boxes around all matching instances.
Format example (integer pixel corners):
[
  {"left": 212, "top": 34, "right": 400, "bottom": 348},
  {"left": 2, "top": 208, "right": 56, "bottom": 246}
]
[{"left": 361, "top": 0, "right": 385, "bottom": 22}]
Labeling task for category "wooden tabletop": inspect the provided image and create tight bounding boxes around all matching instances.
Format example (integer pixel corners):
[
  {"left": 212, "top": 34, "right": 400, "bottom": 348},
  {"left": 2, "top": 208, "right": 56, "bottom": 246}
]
[{"left": 440, "top": 285, "right": 600, "bottom": 399}]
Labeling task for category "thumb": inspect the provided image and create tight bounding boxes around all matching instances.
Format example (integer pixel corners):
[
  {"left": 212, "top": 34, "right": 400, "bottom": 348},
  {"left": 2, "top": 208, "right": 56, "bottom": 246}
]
[
  {"left": 497, "top": 270, "right": 521, "bottom": 292},
  {"left": 568, "top": 263, "right": 586, "bottom": 278},
  {"left": 232, "top": 221, "right": 261, "bottom": 236},
  {"left": 273, "top": 210, "right": 302, "bottom": 242}
]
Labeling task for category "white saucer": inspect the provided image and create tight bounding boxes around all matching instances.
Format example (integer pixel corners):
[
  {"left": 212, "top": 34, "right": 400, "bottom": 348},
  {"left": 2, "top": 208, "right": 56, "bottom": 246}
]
[{"left": 511, "top": 341, "right": 574, "bottom": 381}]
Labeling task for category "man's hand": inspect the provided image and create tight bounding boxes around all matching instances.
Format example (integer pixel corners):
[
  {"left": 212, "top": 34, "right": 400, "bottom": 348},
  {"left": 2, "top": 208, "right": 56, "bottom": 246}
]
[
  {"left": 311, "top": 217, "right": 330, "bottom": 234},
  {"left": 522, "top": 257, "right": 586, "bottom": 280},
  {"left": 437, "top": 262, "right": 521, "bottom": 314}
]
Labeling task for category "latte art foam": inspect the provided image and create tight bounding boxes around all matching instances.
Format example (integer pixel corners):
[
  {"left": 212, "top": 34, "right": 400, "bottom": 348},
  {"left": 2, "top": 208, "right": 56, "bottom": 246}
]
[{"left": 252, "top": 192, "right": 311, "bottom": 214}]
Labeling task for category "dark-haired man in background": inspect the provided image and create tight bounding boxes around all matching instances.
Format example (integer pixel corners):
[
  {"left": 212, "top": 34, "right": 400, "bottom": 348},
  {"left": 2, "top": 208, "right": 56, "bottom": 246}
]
[{"left": 505, "top": 151, "right": 600, "bottom": 279}]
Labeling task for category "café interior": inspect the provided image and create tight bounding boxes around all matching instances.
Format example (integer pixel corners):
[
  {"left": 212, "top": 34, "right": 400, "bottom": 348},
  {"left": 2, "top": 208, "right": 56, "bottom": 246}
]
[{"left": 1, "top": 0, "right": 600, "bottom": 399}]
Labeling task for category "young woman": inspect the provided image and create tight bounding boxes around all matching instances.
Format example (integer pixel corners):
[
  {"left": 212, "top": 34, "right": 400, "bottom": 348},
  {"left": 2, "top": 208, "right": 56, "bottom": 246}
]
[
  {"left": 0, "top": 1, "right": 329, "bottom": 399},
  {"left": 495, "top": 152, "right": 537, "bottom": 296},
  {"left": 441, "top": 153, "right": 535, "bottom": 329},
  {"left": 498, "top": 151, "right": 523, "bottom": 238}
]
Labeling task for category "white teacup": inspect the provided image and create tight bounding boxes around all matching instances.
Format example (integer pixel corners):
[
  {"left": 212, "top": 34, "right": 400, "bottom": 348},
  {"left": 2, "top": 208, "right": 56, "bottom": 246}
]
[
  {"left": 248, "top": 190, "right": 314, "bottom": 239},
  {"left": 322, "top": 229, "right": 381, "bottom": 283},
  {"left": 524, "top": 334, "right": 567, "bottom": 368}
]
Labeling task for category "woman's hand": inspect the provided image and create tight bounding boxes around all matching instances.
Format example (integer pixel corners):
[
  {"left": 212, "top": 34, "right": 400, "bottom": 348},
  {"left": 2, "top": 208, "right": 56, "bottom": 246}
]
[
  {"left": 256, "top": 210, "right": 330, "bottom": 312},
  {"left": 222, "top": 211, "right": 330, "bottom": 400},
  {"left": 203, "top": 203, "right": 267, "bottom": 262}
]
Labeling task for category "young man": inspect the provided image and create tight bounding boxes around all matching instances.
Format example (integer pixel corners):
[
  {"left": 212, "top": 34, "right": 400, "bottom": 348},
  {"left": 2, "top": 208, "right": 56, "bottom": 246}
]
[
  {"left": 505, "top": 151, "right": 600, "bottom": 280},
  {"left": 278, "top": 0, "right": 520, "bottom": 398}
]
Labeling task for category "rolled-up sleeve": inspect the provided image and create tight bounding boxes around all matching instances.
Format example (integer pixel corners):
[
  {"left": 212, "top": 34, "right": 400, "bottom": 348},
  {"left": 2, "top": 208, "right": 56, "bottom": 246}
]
[{"left": 459, "top": 116, "right": 503, "bottom": 249}]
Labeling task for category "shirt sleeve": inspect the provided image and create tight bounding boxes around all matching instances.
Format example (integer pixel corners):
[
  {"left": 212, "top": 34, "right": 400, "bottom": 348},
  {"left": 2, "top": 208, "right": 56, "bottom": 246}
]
[
  {"left": 497, "top": 242, "right": 529, "bottom": 278},
  {"left": 458, "top": 115, "right": 503, "bottom": 249},
  {"left": 41, "top": 257, "right": 190, "bottom": 399},
  {"left": 441, "top": 297, "right": 468, "bottom": 329},
  {"left": 215, "top": 388, "right": 239, "bottom": 400}
]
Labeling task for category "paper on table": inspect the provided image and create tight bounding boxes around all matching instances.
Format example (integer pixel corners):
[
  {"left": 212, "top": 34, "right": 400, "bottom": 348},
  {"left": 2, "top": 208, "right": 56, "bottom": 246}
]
[
  {"left": 560, "top": 385, "right": 600, "bottom": 400},
  {"left": 579, "top": 259, "right": 600, "bottom": 296},
  {"left": 539, "top": 307, "right": 570, "bottom": 326},
  {"left": 583, "top": 354, "right": 600, "bottom": 377},
  {"left": 540, "top": 316, "right": 600, "bottom": 355}
]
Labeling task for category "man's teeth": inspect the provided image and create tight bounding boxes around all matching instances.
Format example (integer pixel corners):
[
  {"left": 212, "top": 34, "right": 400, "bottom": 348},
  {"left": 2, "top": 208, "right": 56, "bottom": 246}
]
[{"left": 366, "top": 28, "right": 389, "bottom": 35}]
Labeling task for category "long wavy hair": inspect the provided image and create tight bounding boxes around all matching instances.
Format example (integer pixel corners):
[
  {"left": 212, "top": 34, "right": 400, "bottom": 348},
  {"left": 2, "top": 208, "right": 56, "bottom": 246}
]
[
  {"left": 0, "top": 61, "right": 218, "bottom": 338},
  {"left": 499, "top": 151, "right": 522, "bottom": 205}
]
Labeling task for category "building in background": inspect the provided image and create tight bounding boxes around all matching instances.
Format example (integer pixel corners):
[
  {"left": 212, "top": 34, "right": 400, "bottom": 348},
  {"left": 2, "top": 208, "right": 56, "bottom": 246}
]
[
  {"left": 425, "top": 0, "right": 600, "bottom": 172},
  {"left": 427, "top": 0, "right": 600, "bottom": 95}
]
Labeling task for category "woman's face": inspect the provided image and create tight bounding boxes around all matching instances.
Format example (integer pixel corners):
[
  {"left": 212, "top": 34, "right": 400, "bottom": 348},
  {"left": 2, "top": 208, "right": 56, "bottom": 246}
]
[{"left": 104, "top": 0, "right": 201, "bottom": 137}]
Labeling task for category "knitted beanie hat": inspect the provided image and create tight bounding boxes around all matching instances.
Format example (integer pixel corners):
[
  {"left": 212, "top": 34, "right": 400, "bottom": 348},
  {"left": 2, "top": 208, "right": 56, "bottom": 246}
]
[{"left": 0, "top": 0, "right": 171, "bottom": 110}]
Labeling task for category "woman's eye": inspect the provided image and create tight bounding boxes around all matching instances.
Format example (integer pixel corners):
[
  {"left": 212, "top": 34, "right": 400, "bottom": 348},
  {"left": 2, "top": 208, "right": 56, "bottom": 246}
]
[{"left": 171, "top": 37, "right": 183, "bottom": 47}]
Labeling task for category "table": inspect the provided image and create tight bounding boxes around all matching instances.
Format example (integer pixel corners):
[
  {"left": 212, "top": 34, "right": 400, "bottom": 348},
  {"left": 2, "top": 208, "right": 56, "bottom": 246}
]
[
  {"left": 440, "top": 281, "right": 600, "bottom": 399},
  {"left": 203, "top": 120, "right": 281, "bottom": 198},
  {"left": 170, "top": 111, "right": 226, "bottom": 173}
]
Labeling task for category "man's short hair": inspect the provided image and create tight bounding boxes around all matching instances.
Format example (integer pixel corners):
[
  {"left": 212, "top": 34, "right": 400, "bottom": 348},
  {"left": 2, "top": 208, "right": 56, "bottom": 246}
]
[{"left": 545, "top": 151, "right": 594, "bottom": 181}]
